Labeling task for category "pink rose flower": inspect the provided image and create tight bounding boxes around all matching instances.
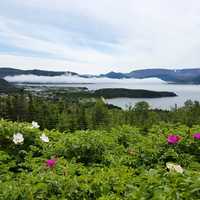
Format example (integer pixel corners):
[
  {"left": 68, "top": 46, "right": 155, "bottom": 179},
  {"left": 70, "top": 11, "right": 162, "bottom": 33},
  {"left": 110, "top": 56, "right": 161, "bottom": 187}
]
[
  {"left": 46, "top": 159, "right": 56, "bottom": 168},
  {"left": 193, "top": 133, "right": 200, "bottom": 140},
  {"left": 167, "top": 135, "right": 181, "bottom": 144}
]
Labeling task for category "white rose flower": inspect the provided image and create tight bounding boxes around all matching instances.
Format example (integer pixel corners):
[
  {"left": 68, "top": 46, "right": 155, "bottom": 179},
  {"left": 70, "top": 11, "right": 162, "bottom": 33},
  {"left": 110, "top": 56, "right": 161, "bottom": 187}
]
[
  {"left": 32, "top": 121, "right": 40, "bottom": 129},
  {"left": 13, "top": 133, "right": 24, "bottom": 145},
  {"left": 166, "top": 162, "right": 184, "bottom": 173},
  {"left": 40, "top": 133, "right": 49, "bottom": 143}
]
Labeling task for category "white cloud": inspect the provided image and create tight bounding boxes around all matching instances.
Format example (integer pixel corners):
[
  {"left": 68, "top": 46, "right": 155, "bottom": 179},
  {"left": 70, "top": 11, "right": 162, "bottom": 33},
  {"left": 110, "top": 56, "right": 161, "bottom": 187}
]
[
  {"left": 0, "top": 0, "right": 200, "bottom": 73},
  {"left": 0, "top": 17, "right": 116, "bottom": 63},
  {"left": 5, "top": 74, "right": 165, "bottom": 84},
  {"left": 0, "top": 54, "right": 111, "bottom": 74}
]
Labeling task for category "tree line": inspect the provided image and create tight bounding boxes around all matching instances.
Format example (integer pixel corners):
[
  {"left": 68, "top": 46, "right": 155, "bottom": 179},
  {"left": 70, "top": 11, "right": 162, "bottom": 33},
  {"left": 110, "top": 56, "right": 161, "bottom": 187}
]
[{"left": 1, "top": 94, "right": 200, "bottom": 132}]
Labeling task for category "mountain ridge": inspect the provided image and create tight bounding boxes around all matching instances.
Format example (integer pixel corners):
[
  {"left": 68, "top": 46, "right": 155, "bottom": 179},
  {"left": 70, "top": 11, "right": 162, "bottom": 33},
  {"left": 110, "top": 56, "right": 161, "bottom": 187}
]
[
  {"left": 1, "top": 67, "right": 200, "bottom": 84},
  {"left": 101, "top": 68, "right": 200, "bottom": 83}
]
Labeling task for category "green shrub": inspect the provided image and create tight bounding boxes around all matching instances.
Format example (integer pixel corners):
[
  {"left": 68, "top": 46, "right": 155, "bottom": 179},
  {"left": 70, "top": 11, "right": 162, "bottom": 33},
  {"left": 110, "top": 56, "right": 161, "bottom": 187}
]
[{"left": 1, "top": 120, "right": 200, "bottom": 199}]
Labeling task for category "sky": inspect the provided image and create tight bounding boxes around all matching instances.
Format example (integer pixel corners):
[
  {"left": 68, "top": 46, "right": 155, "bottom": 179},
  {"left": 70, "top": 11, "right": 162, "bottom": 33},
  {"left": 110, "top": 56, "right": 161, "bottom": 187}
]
[{"left": 0, "top": 0, "right": 200, "bottom": 74}]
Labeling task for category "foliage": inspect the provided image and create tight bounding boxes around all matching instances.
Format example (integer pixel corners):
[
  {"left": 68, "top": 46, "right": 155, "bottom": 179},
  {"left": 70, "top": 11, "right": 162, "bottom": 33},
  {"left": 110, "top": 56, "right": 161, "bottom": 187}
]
[
  {"left": 1, "top": 120, "right": 200, "bottom": 199},
  {"left": 2, "top": 94, "right": 200, "bottom": 133}
]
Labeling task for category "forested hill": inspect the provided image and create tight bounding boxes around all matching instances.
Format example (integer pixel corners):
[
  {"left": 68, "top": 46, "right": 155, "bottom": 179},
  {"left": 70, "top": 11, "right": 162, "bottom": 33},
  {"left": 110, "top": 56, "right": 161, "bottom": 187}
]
[
  {"left": 101, "top": 68, "right": 200, "bottom": 83},
  {"left": 93, "top": 88, "right": 177, "bottom": 98},
  {"left": 0, "top": 78, "right": 19, "bottom": 93},
  {"left": 127, "top": 68, "right": 200, "bottom": 83},
  {"left": 0, "top": 68, "right": 68, "bottom": 78}
]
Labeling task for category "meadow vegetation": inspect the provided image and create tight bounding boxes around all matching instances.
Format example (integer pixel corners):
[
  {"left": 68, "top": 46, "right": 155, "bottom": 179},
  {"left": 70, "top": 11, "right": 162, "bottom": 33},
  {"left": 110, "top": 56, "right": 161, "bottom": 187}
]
[{"left": 1, "top": 94, "right": 200, "bottom": 199}]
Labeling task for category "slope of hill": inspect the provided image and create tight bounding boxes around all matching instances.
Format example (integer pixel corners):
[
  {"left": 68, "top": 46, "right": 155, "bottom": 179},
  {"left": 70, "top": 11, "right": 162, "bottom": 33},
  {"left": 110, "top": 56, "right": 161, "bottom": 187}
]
[
  {"left": 0, "top": 78, "right": 19, "bottom": 94},
  {"left": 127, "top": 68, "right": 200, "bottom": 83},
  {"left": 1, "top": 120, "right": 200, "bottom": 199},
  {"left": 0, "top": 68, "right": 70, "bottom": 78}
]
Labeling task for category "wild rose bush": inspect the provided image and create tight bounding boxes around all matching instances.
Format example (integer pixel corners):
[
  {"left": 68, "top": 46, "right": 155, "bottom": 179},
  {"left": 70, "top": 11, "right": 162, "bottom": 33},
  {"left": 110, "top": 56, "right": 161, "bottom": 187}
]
[{"left": 1, "top": 120, "right": 200, "bottom": 199}]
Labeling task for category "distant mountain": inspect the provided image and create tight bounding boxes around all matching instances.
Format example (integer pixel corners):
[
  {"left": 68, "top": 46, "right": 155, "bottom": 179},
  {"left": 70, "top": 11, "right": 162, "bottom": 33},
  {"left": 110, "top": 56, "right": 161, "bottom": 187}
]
[
  {"left": 127, "top": 69, "right": 173, "bottom": 80},
  {"left": 0, "top": 78, "right": 19, "bottom": 94},
  {"left": 99, "top": 71, "right": 128, "bottom": 79},
  {"left": 2, "top": 67, "right": 200, "bottom": 84},
  {"left": 0, "top": 68, "right": 94, "bottom": 79},
  {"left": 102, "top": 68, "right": 200, "bottom": 83},
  {"left": 127, "top": 68, "right": 200, "bottom": 83},
  {"left": 0, "top": 68, "right": 77, "bottom": 78}
]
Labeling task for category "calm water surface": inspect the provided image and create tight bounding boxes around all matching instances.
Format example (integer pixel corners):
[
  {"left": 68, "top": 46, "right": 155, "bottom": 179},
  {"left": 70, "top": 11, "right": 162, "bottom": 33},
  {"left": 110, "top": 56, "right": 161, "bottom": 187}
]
[
  {"left": 80, "top": 82, "right": 200, "bottom": 110},
  {"left": 19, "top": 80, "right": 200, "bottom": 110}
]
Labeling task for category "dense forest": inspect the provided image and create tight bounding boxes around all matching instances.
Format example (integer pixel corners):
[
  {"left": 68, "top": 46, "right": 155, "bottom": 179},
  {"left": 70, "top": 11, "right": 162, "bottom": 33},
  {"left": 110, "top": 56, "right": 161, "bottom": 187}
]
[{"left": 0, "top": 93, "right": 200, "bottom": 131}]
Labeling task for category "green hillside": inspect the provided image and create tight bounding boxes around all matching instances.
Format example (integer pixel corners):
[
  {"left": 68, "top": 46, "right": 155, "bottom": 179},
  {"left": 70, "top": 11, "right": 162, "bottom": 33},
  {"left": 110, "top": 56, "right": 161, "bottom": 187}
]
[
  {"left": 1, "top": 94, "right": 200, "bottom": 199},
  {"left": 1, "top": 120, "right": 200, "bottom": 199},
  {"left": 0, "top": 78, "right": 19, "bottom": 94}
]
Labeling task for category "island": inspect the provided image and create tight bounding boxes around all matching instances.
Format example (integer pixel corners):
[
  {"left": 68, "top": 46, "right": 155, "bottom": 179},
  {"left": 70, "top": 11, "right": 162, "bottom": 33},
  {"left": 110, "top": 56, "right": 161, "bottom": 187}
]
[
  {"left": 93, "top": 88, "right": 177, "bottom": 98},
  {"left": 50, "top": 88, "right": 177, "bottom": 99}
]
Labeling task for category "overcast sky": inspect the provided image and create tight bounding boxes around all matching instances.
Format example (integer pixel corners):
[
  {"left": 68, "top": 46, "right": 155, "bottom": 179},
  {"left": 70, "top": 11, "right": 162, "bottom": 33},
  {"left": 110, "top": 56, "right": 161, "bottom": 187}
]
[{"left": 0, "top": 0, "right": 200, "bottom": 74}]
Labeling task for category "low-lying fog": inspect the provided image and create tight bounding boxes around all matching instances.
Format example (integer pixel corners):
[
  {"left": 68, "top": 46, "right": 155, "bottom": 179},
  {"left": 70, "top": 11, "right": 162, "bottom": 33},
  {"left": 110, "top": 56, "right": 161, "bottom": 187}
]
[
  {"left": 4, "top": 74, "right": 165, "bottom": 84},
  {"left": 5, "top": 74, "right": 200, "bottom": 110}
]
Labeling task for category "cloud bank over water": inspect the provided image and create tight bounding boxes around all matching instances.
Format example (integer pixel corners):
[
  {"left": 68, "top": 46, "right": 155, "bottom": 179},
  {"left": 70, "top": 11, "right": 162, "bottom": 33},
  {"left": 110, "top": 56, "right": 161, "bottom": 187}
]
[{"left": 5, "top": 74, "right": 166, "bottom": 84}]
